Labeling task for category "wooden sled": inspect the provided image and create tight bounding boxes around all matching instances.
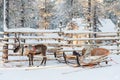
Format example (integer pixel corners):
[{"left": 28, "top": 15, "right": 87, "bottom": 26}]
[{"left": 63, "top": 51, "right": 109, "bottom": 67}]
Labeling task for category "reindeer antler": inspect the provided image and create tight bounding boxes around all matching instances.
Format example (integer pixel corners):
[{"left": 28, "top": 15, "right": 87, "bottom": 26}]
[{"left": 13, "top": 33, "right": 21, "bottom": 53}]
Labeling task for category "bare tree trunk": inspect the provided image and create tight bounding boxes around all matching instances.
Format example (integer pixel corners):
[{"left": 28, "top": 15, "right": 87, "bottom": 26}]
[
  {"left": 88, "top": 0, "right": 92, "bottom": 44},
  {"left": 93, "top": 5, "right": 97, "bottom": 38},
  {"left": 21, "top": 0, "right": 25, "bottom": 28},
  {"left": 44, "top": 0, "right": 47, "bottom": 29}
]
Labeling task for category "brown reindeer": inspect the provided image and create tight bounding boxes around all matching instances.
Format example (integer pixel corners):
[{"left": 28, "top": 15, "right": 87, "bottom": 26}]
[
  {"left": 82, "top": 47, "right": 110, "bottom": 56},
  {"left": 23, "top": 44, "right": 47, "bottom": 66},
  {"left": 13, "top": 38, "right": 47, "bottom": 66}
]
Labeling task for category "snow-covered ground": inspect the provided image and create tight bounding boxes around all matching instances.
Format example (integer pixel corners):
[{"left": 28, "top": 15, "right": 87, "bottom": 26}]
[{"left": 0, "top": 54, "right": 120, "bottom": 80}]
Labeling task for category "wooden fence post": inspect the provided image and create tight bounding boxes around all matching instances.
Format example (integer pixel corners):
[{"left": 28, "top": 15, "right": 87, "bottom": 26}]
[
  {"left": 2, "top": 33, "right": 9, "bottom": 62},
  {"left": 55, "top": 22, "right": 63, "bottom": 58},
  {"left": 117, "top": 20, "right": 120, "bottom": 54}
]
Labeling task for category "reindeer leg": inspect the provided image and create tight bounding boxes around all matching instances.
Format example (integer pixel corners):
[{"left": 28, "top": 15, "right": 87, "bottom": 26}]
[
  {"left": 31, "top": 55, "right": 34, "bottom": 66},
  {"left": 40, "top": 56, "right": 47, "bottom": 65},
  {"left": 43, "top": 51, "right": 47, "bottom": 65},
  {"left": 28, "top": 54, "right": 31, "bottom": 66},
  {"left": 29, "top": 54, "right": 32, "bottom": 67},
  {"left": 76, "top": 55, "right": 80, "bottom": 66},
  {"left": 40, "top": 57, "right": 44, "bottom": 65},
  {"left": 44, "top": 57, "right": 47, "bottom": 65}
]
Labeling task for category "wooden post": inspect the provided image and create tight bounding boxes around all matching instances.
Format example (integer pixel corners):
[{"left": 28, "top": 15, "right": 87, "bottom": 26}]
[
  {"left": 117, "top": 20, "right": 120, "bottom": 54},
  {"left": 2, "top": 33, "right": 9, "bottom": 62},
  {"left": 56, "top": 22, "right": 63, "bottom": 58}
]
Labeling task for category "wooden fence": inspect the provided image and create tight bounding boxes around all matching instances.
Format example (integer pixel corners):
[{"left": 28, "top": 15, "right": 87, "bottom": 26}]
[{"left": 0, "top": 29, "right": 120, "bottom": 62}]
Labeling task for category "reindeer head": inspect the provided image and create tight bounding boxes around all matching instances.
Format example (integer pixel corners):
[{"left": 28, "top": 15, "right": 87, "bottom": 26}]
[
  {"left": 13, "top": 38, "right": 27, "bottom": 56},
  {"left": 13, "top": 38, "right": 21, "bottom": 53}
]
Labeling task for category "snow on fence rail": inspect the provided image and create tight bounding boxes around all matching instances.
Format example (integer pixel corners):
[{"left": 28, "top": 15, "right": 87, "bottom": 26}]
[
  {"left": 64, "top": 30, "right": 119, "bottom": 34},
  {"left": 4, "top": 36, "right": 63, "bottom": 39},
  {"left": 64, "top": 37, "right": 120, "bottom": 41},
  {"left": 3, "top": 28, "right": 119, "bottom": 34},
  {"left": 4, "top": 36, "right": 118, "bottom": 41},
  {"left": 3, "top": 42, "right": 119, "bottom": 46},
  {"left": 4, "top": 29, "right": 60, "bottom": 33}
]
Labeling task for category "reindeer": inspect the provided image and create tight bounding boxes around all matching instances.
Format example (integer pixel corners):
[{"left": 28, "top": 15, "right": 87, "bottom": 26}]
[
  {"left": 13, "top": 38, "right": 47, "bottom": 66},
  {"left": 82, "top": 47, "right": 110, "bottom": 56},
  {"left": 24, "top": 44, "right": 47, "bottom": 66}
]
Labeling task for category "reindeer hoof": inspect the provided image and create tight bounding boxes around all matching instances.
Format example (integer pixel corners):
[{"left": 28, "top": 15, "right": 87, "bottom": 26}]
[{"left": 105, "top": 61, "right": 108, "bottom": 64}]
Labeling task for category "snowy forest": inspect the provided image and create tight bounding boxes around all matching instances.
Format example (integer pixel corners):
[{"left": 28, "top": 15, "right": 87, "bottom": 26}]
[{"left": 0, "top": 0, "right": 120, "bottom": 30}]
